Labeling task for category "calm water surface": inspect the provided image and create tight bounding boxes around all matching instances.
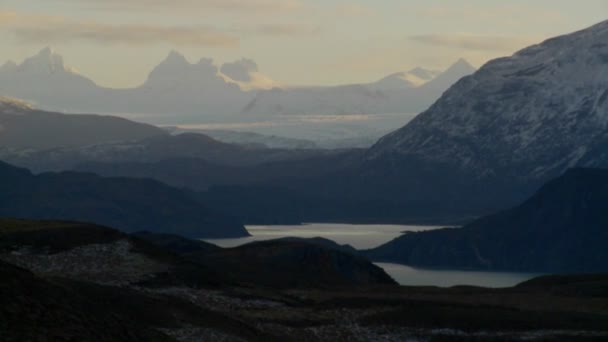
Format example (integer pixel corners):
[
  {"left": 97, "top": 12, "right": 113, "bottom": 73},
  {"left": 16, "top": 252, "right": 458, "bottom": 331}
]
[
  {"left": 204, "top": 223, "right": 541, "bottom": 288},
  {"left": 206, "top": 223, "right": 438, "bottom": 249}
]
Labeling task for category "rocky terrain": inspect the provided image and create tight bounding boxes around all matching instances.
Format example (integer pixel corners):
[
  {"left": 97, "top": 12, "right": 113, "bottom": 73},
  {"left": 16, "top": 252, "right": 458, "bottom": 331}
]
[{"left": 1, "top": 218, "right": 607, "bottom": 341}]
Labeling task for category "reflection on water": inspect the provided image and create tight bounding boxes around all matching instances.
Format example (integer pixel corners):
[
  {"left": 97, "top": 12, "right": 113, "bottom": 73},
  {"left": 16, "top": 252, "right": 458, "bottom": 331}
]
[
  {"left": 204, "top": 223, "right": 542, "bottom": 288},
  {"left": 206, "top": 223, "right": 441, "bottom": 249},
  {"left": 376, "top": 263, "right": 541, "bottom": 288}
]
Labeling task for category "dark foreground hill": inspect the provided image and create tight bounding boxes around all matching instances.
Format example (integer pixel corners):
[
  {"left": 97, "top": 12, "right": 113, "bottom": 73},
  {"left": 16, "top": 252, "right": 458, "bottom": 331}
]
[
  {"left": 135, "top": 233, "right": 394, "bottom": 288},
  {"left": 366, "top": 168, "right": 608, "bottom": 273},
  {"left": 2, "top": 219, "right": 608, "bottom": 341},
  {"left": 0, "top": 161, "right": 247, "bottom": 238}
]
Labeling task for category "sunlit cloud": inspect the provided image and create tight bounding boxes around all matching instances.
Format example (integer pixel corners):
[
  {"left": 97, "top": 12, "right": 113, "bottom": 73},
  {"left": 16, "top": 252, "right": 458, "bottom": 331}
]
[
  {"left": 409, "top": 33, "right": 542, "bottom": 53},
  {"left": 51, "top": 0, "right": 306, "bottom": 13},
  {"left": 0, "top": 10, "right": 239, "bottom": 47}
]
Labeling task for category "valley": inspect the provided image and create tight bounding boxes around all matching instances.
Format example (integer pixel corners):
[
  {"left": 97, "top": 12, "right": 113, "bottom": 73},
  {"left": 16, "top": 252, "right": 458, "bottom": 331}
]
[{"left": 1, "top": 11, "right": 608, "bottom": 342}]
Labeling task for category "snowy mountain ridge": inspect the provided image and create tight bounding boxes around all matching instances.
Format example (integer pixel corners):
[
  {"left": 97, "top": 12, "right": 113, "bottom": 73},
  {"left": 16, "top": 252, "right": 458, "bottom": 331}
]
[
  {"left": 368, "top": 19, "right": 608, "bottom": 181},
  {"left": 0, "top": 48, "right": 474, "bottom": 123}
]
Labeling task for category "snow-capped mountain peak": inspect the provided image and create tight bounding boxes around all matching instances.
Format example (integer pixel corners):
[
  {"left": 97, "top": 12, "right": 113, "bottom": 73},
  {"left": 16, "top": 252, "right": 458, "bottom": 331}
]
[
  {"left": 219, "top": 59, "right": 281, "bottom": 90},
  {"left": 373, "top": 66, "right": 441, "bottom": 90},
  {"left": 408, "top": 67, "right": 441, "bottom": 81},
  {"left": 369, "top": 19, "right": 608, "bottom": 182},
  {"left": 0, "top": 96, "right": 34, "bottom": 114}
]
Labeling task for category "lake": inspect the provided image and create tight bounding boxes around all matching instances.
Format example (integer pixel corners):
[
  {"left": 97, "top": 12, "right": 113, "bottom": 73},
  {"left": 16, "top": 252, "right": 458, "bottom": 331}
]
[{"left": 204, "top": 223, "right": 541, "bottom": 288}]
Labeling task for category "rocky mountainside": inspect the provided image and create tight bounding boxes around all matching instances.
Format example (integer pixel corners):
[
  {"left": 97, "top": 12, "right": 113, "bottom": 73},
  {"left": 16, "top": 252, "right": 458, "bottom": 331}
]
[
  {"left": 0, "top": 162, "right": 247, "bottom": 238},
  {"left": 365, "top": 168, "right": 608, "bottom": 273},
  {"left": 367, "top": 20, "right": 608, "bottom": 196}
]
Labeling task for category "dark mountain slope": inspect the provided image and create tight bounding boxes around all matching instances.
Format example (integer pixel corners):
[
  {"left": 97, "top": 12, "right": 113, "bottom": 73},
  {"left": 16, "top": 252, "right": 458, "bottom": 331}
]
[
  {"left": 366, "top": 168, "right": 608, "bottom": 273},
  {"left": 0, "top": 162, "right": 247, "bottom": 238},
  {"left": 75, "top": 148, "right": 362, "bottom": 191},
  {"left": 0, "top": 261, "right": 172, "bottom": 342},
  {"left": 0, "top": 97, "right": 166, "bottom": 150},
  {"left": 4, "top": 131, "right": 358, "bottom": 173},
  {"left": 201, "top": 239, "right": 397, "bottom": 287}
]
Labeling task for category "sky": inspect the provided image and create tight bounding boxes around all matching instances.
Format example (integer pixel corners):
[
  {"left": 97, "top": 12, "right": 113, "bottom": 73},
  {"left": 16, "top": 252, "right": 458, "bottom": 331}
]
[{"left": 1, "top": 0, "right": 607, "bottom": 88}]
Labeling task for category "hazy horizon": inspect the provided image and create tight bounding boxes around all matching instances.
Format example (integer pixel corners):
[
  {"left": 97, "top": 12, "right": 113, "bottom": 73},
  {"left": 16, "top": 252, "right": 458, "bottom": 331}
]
[{"left": 2, "top": 1, "right": 607, "bottom": 88}]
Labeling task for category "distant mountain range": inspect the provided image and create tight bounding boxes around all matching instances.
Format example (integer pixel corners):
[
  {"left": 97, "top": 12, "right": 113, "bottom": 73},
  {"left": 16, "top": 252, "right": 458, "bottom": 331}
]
[
  {"left": 0, "top": 48, "right": 475, "bottom": 124},
  {"left": 365, "top": 168, "right": 608, "bottom": 273},
  {"left": 165, "top": 127, "right": 320, "bottom": 149},
  {"left": 243, "top": 59, "right": 475, "bottom": 117}
]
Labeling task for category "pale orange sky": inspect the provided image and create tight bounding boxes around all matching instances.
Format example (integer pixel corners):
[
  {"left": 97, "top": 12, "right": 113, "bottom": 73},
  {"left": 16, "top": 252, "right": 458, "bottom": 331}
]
[{"left": 1, "top": 0, "right": 607, "bottom": 88}]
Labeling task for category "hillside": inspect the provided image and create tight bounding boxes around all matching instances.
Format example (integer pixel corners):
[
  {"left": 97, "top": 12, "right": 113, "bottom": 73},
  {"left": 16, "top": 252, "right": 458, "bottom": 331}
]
[
  {"left": 0, "top": 97, "right": 166, "bottom": 150},
  {"left": 365, "top": 168, "right": 608, "bottom": 273},
  {"left": 0, "top": 162, "right": 247, "bottom": 238},
  {"left": 137, "top": 233, "right": 395, "bottom": 288}
]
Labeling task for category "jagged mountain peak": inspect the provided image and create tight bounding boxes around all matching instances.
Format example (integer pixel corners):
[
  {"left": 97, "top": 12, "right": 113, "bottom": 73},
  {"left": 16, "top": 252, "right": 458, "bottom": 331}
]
[
  {"left": 144, "top": 51, "right": 221, "bottom": 88},
  {"left": 19, "top": 47, "right": 67, "bottom": 73},
  {"left": 443, "top": 58, "right": 476, "bottom": 75},
  {"left": 162, "top": 50, "right": 190, "bottom": 66}
]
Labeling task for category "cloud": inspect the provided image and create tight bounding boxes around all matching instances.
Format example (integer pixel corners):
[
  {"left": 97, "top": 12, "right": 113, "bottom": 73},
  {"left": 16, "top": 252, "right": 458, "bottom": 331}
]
[
  {"left": 334, "top": 4, "right": 376, "bottom": 17},
  {"left": 0, "top": 10, "right": 239, "bottom": 47},
  {"left": 409, "top": 33, "right": 541, "bottom": 52},
  {"left": 221, "top": 59, "right": 258, "bottom": 82},
  {"left": 234, "top": 23, "right": 321, "bottom": 37},
  {"left": 52, "top": 0, "right": 306, "bottom": 13},
  {"left": 419, "top": 5, "right": 566, "bottom": 26}
]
